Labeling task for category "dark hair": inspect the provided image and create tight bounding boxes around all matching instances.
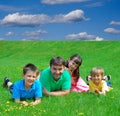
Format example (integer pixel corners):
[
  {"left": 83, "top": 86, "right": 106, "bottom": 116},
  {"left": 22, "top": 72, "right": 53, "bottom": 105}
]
[
  {"left": 66, "top": 54, "right": 82, "bottom": 79},
  {"left": 50, "top": 56, "right": 65, "bottom": 67},
  {"left": 23, "top": 63, "right": 38, "bottom": 75},
  {"left": 69, "top": 54, "right": 82, "bottom": 66}
]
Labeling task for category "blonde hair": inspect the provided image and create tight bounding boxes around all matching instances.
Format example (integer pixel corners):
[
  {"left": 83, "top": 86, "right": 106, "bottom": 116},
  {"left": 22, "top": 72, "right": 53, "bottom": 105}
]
[{"left": 90, "top": 67, "right": 104, "bottom": 77}]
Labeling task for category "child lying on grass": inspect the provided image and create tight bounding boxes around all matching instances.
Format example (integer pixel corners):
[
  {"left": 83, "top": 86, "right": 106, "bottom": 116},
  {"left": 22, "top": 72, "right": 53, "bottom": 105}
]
[
  {"left": 88, "top": 67, "right": 112, "bottom": 95},
  {"left": 65, "top": 54, "right": 89, "bottom": 93},
  {"left": 3, "top": 63, "right": 42, "bottom": 106}
]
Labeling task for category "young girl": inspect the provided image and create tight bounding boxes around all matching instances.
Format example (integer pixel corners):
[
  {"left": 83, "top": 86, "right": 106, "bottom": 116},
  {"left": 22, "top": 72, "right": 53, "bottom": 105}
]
[
  {"left": 88, "top": 67, "right": 112, "bottom": 95},
  {"left": 65, "top": 54, "right": 89, "bottom": 92}
]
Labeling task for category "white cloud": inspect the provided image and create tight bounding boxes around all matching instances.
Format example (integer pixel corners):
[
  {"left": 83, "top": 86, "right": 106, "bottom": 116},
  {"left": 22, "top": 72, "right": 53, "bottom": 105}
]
[
  {"left": 53, "top": 9, "right": 89, "bottom": 23},
  {"left": 95, "top": 36, "right": 103, "bottom": 41},
  {"left": 23, "top": 30, "right": 47, "bottom": 36},
  {"left": 104, "top": 28, "right": 120, "bottom": 34},
  {"left": 21, "top": 30, "right": 47, "bottom": 40},
  {"left": 0, "top": 10, "right": 88, "bottom": 27},
  {"left": 65, "top": 32, "right": 104, "bottom": 40},
  {"left": 0, "top": 5, "right": 20, "bottom": 11},
  {"left": 85, "top": 2, "right": 104, "bottom": 7},
  {"left": 0, "top": 5, "right": 28, "bottom": 12},
  {"left": 110, "top": 21, "right": 120, "bottom": 25},
  {"left": 6, "top": 32, "right": 14, "bottom": 36},
  {"left": 22, "top": 37, "right": 43, "bottom": 41},
  {"left": 41, "top": 0, "right": 89, "bottom": 4},
  {"left": 0, "top": 12, "right": 51, "bottom": 27}
]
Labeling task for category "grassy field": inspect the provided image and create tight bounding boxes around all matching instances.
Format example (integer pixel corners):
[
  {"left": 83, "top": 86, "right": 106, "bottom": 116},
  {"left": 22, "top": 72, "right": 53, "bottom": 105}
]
[{"left": 0, "top": 41, "right": 120, "bottom": 116}]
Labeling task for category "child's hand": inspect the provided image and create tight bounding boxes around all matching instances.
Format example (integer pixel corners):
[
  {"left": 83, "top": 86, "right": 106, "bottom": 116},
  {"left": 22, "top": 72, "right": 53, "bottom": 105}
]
[
  {"left": 95, "top": 88, "right": 100, "bottom": 94},
  {"left": 21, "top": 101, "right": 29, "bottom": 106},
  {"left": 29, "top": 100, "right": 40, "bottom": 106},
  {"left": 29, "top": 102, "right": 35, "bottom": 106},
  {"left": 29, "top": 102, "right": 37, "bottom": 106}
]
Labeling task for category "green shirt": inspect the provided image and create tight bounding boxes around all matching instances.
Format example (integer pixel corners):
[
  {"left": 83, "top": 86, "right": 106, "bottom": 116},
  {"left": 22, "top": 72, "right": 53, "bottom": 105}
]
[{"left": 40, "top": 68, "right": 71, "bottom": 92}]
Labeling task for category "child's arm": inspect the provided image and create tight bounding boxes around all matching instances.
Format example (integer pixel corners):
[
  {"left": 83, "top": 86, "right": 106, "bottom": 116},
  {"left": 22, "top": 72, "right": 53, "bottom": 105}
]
[
  {"left": 99, "top": 90, "right": 106, "bottom": 95},
  {"left": 15, "top": 98, "right": 41, "bottom": 106},
  {"left": 14, "top": 99, "right": 20, "bottom": 103},
  {"left": 94, "top": 88, "right": 100, "bottom": 94},
  {"left": 94, "top": 88, "right": 105, "bottom": 95},
  {"left": 30, "top": 98, "right": 41, "bottom": 106},
  {"left": 14, "top": 99, "right": 29, "bottom": 106},
  {"left": 94, "top": 87, "right": 106, "bottom": 95},
  {"left": 99, "top": 81, "right": 109, "bottom": 95}
]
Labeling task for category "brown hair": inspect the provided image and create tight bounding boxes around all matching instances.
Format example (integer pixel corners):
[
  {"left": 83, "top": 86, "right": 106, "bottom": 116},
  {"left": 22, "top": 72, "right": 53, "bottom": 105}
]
[
  {"left": 50, "top": 56, "right": 65, "bottom": 67},
  {"left": 23, "top": 63, "right": 38, "bottom": 76},
  {"left": 90, "top": 67, "right": 104, "bottom": 77}
]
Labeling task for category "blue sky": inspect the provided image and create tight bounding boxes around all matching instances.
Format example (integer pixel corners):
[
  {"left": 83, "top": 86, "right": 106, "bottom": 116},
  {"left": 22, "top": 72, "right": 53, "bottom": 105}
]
[{"left": 0, "top": 0, "right": 120, "bottom": 41}]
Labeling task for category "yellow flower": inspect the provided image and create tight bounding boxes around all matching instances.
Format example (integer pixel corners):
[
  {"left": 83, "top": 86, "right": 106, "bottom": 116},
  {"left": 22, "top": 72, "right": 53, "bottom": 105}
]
[
  {"left": 6, "top": 101, "right": 10, "bottom": 104},
  {"left": 111, "top": 96, "right": 114, "bottom": 99},
  {"left": 78, "top": 112, "right": 84, "bottom": 115}
]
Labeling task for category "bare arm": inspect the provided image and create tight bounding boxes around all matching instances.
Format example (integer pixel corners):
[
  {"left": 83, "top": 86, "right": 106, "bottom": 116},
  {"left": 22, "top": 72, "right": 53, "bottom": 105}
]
[
  {"left": 43, "top": 87, "right": 70, "bottom": 96},
  {"left": 95, "top": 88, "right": 106, "bottom": 95},
  {"left": 30, "top": 98, "right": 41, "bottom": 105},
  {"left": 14, "top": 99, "right": 29, "bottom": 106},
  {"left": 96, "top": 81, "right": 108, "bottom": 95},
  {"left": 14, "top": 99, "right": 21, "bottom": 103},
  {"left": 15, "top": 98, "right": 41, "bottom": 106}
]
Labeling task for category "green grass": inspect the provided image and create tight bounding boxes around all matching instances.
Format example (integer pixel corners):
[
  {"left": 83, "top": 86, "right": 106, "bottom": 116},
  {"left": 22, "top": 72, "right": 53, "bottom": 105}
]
[{"left": 0, "top": 41, "right": 120, "bottom": 116}]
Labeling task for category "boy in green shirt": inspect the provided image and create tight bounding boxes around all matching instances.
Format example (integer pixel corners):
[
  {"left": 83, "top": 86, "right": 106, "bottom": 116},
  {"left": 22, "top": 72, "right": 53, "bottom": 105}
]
[{"left": 40, "top": 56, "right": 71, "bottom": 96}]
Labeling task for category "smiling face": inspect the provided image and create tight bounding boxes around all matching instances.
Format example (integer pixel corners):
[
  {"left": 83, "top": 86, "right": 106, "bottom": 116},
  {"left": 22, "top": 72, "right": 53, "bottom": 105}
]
[
  {"left": 68, "top": 60, "right": 79, "bottom": 72},
  {"left": 67, "top": 54, "right": 82, "bottom": 73},
  {"left": 91, "top": 73, "right": 103, "bottom": 85},
  {"left": 23, "top": 70, "right": 37, "bottom": 89},
  {"left": 50, "top": 64, "right": 65, "bottom": 81},
  {"left": 90, "top": 67, "right": 104, "bottom": 86}
]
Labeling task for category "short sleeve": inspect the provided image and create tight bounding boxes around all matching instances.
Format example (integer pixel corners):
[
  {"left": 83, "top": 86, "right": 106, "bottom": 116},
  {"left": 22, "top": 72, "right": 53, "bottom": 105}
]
[
  {"left": 12, "top": 83, "right": 20, "bottom": 99},
  {"left": 35, "top": 80, "right": 42, "bottom": 98},
  {"left": 40, "top": 69, "right": 51, "bottom": 92},
  {"left": 62, "top": 70, "right": 71, "bottom": 90}
]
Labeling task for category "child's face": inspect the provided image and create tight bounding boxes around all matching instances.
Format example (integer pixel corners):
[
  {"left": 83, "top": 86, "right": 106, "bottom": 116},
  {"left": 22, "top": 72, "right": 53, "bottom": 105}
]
[
  {"left": 50, "top": 64, "right": 65, "bottom": 81},
  {"left": 91, "top": 73, "right": 103, "bottom": 85},
  {"left": 68, "top": 60, "right": 79, "bottom": 71},
  {"left": 23, "top": 70, "right": 37, "bottom": 87}
]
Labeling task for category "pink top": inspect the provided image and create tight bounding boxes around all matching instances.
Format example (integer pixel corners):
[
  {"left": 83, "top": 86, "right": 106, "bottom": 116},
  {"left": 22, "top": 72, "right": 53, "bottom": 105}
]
[{"left": 71, "top": 72, "right": 89, "bottom": 92}]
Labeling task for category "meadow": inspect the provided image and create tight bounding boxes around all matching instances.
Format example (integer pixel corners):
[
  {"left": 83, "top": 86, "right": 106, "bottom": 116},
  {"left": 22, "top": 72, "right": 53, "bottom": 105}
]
[{"left": 0, "top": 41, "right": 120, "bottom": 116}]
